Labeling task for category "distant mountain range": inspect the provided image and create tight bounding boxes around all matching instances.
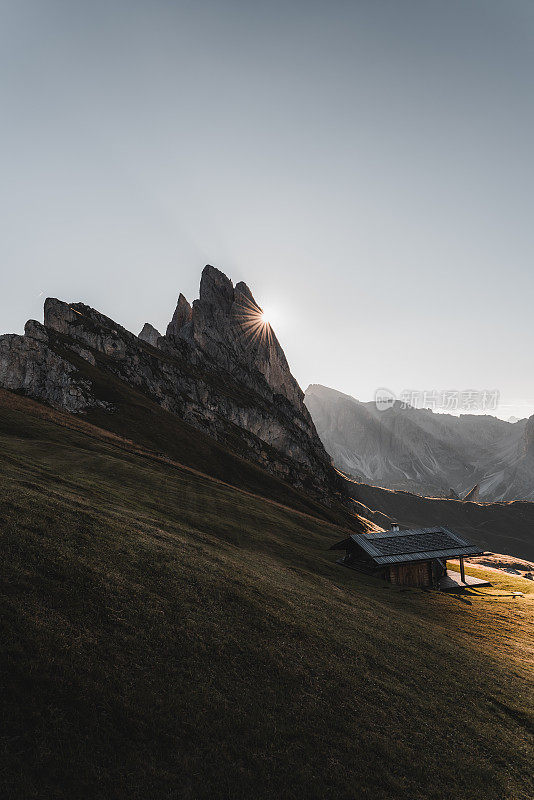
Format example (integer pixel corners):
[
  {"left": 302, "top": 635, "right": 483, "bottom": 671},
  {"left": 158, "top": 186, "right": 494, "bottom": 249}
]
[{"left": 305, "top": 384, "right": 534, "bottom": 502}]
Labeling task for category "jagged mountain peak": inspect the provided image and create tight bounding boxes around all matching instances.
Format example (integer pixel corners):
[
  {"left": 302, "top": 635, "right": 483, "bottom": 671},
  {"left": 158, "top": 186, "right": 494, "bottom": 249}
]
[
  {"left": 234, "top": 280, "right": 255, "bottom": 303},
  {"left": 0, "top": 265, "right": 344, "bottom": 507},
  {"left": 44, "top": 297, "right": 77, "bottom": 333},
  {"left": 138, "top": 323, "right": 161, "bottom": 347},
  {"left": 198, "top": 264, "right": 234, "bottom": 308},
  {"left": 166, "top": 293, "right": 192, "bottom": 343},
  {"left": 163, "top": 265, "right": 303, "bottom": 410}
]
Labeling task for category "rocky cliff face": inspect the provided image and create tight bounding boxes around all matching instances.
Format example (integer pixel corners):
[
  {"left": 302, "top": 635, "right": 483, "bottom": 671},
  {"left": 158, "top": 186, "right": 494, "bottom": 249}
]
[
  {"left": 166, "top": 293, "right": 192, "bottom": 344},
  {"left": 162, "top": 266, "right": 304, "bottom": 410},
  {"left": 138, "top": 323, "right": 161, "bottom": 347},
  {"left": 0, "top": 266, "right": 341, "bottom": 505},
  {"left": 525, "top": 415, "right": 534, "bottom": 459},
  {"left": 0, "top": 320, "right": 109, "bottom": 413}
]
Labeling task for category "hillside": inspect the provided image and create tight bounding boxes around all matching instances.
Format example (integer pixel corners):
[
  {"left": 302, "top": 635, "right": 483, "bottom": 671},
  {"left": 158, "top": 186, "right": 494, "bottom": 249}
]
[
  {"left": 1, "top": 391, "right": 533, "bottom": 800},
  {"left": 305, "top": 383, "right": 533, "bottom": 501},
  {"left": 345, "top": 476, "right": 534, "bottom": 561},
  {"left": 0, "top": 387, "right": 359, "bottom": 532}
]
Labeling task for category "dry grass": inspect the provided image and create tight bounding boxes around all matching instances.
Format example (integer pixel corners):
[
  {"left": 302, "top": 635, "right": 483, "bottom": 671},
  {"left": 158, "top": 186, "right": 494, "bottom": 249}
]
[{"left": 1, "top": 395, "right": 533, "bottom": 800}]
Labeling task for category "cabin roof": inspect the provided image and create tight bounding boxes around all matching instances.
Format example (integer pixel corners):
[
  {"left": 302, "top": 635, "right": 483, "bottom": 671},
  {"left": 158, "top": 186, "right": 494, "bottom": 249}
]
[{"left": 330, "top": 526, "right": 483, "bottom": 564}]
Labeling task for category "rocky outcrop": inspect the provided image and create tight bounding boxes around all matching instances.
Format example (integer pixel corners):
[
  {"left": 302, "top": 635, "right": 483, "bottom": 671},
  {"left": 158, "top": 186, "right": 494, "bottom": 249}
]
[
  {"left": 463, "top": 484, "right": 480, "bottom": 502},
  {"left": 0, "top": 266, "right": 341, "bottom": 505},
  {"left": 138, "top": 323, "right": 161, "bottom": 347},
  {"left": 166, "top": 294, "right": 192, "bottom": 343},
  {"left": 168, "top": 266, "right": 303, "bottom": 410},
  {"left": 0, "top": 320, "right": 106, "bottom": 413}
]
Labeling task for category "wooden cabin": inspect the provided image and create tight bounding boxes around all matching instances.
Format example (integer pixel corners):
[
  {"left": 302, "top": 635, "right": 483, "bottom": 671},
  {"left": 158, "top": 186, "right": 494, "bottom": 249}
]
[{"left": 330, "top": 526, "right": 483, "bottom": 588}]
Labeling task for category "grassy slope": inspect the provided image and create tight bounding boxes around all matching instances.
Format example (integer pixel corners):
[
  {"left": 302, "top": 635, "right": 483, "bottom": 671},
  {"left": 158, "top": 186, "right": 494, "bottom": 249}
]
[
  {"left": 346, "top": 478, "right": 534, "bottom": 561},
  {"left": 0, "top": 384, "right": 358, "bottom": 531},
  {"left": 54, "top": 333, "right": 351, "bottom": 519},
  {"left": 1, "top": 396, "right": 533, "bottom": 800}
]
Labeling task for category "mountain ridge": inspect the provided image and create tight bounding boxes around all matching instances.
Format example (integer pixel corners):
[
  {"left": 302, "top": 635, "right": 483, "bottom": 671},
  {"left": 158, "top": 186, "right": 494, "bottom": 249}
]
[
  {"left": 0, "top": 266, "right": 344, "bottom": 507},
  {"left": 305, "top": 383, "right": 533, "bottom": 501},
  {"left": 341, "top": 473, "right": 534, "bottom": 560}
]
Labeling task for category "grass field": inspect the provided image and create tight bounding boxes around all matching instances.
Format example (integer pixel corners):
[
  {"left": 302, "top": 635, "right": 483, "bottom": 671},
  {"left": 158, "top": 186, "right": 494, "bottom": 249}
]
[{"left": 1, "top": 392, "right": 533, "bottom": 799}]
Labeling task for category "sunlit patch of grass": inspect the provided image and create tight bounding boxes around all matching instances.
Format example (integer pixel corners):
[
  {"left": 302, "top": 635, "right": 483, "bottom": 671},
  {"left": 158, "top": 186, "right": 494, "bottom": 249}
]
[{"left": 448, "top": 559, "right": 534, "bottom": 596}]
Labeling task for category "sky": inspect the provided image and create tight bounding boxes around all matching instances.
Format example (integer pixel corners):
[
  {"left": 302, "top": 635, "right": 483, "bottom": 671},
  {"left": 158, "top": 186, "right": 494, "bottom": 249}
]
[{"left": 1, "top": 0, "right": 533, "bottom": 420}]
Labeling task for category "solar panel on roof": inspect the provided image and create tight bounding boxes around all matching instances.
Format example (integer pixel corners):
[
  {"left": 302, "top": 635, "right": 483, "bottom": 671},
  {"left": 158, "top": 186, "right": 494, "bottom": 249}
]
[
  {"left": 343, "top": 527, "right": 483, "bottom": 564},
  {"left": 370, "top": 531, "right": 458, "bottom": 556}
]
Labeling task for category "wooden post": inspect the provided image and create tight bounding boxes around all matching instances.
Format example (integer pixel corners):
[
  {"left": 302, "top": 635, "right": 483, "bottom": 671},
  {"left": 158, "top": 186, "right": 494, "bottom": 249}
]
[{"left": 460, "top": 556, "right": 465, "bottom": 583}]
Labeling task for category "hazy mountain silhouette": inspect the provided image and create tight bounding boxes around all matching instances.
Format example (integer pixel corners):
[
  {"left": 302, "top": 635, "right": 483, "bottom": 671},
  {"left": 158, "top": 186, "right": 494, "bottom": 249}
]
[{"left": 305, "top": 384, "right": 534, "bottom": 501}]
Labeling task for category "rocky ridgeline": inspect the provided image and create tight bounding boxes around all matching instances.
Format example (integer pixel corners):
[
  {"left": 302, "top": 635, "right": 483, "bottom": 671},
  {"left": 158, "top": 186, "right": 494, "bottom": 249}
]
[
  {"left": 305, "top": 383, "right": 534, "bottom": 502},
  {"left": 0, "top": 266, "right": 340, "bottom": 504},
  {"left": 525, "top": 416, "right": 534, "bottom": 459}
]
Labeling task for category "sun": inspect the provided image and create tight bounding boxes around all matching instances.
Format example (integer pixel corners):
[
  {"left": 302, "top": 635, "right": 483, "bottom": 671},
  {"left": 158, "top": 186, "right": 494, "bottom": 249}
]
[{"left": 233, "top": 296, "right": 276, "bottom": 348}]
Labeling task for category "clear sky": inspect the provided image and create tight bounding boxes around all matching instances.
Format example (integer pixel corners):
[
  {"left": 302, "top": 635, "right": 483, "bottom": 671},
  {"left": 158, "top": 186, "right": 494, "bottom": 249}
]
[{"left": 1, "top": 1, "right": 533, "bottom": 419}]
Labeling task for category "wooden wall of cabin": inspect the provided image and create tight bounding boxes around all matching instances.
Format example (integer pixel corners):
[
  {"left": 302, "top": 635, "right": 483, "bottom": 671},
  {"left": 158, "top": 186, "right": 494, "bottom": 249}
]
[{"left": 387, "top": 561, "right": 432, "bottom": 587}]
